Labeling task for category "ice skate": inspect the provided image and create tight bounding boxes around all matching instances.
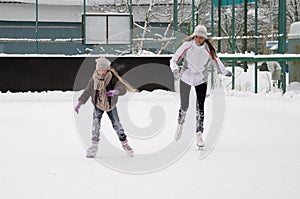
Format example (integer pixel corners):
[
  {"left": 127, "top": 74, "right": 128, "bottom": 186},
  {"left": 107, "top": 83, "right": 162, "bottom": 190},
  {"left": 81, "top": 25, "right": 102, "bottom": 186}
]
[
  {"left": 86, "top": 142, "right": 98, "bottom": 158},
  {"left": 121, "top": 140, "right": 134, "bottom": 157},
  {"left": 196, "top": 131, "right": 205, "bottom": 149},
  {"left": 174, "top": 123, "right": 183, "bottom": 141},
  {"left": 175, "top": 108, "right": 186, "bottom": 141}
]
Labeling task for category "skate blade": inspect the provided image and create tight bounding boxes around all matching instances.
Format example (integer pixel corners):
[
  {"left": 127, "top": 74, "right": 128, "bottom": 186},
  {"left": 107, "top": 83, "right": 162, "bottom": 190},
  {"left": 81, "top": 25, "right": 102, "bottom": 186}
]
[
  {"left": 86, "top": 155, "right": 96, "bottom": 158},
  {"left": 127, "top": 153, "right": 134, "bottom": 157},
  {"left": 197, "top": 146, "right": 205, "bottom": 151},
  {"left": 125, "top": 150, "right": 134, "bottom": 157}
]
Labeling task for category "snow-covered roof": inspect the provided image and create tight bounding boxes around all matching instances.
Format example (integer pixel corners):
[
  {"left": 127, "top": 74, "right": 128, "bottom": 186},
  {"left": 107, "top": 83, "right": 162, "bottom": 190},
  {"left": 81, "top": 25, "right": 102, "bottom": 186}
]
[
  {"left": 0, "top": 0, "right": 195, "bottom": 22},
  {"left": 269, "top": 44, "right": 278, "bottom": 51},
  {"left": 289, "top": 22, "right": 300, "bottom": 39},
  {"left": 0, "top": 0, "right": 83, "bottom": 5},
  {"left": 0, "top": 0, "right": 196, "bottom": 6}
]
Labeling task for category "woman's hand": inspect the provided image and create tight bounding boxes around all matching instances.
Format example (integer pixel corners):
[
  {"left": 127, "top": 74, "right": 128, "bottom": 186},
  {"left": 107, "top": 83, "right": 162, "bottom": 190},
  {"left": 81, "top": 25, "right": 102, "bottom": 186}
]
[
  {"left": 225, "top": 70, "right": 232, "bottom": 77},
  {"left": 173, "top": 69, "right": 182, "bottom": 80}
]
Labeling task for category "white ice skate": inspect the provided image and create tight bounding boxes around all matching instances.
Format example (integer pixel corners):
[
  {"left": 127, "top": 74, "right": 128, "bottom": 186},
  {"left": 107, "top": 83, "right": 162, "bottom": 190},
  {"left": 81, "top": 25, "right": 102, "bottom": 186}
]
[
  {"left": 196, "top": 131, "right": 205, "bottom": 149},
  {"left": 86, "top": 143, "right": 98, "bottom": 158},
  {"left": 174, "top": 123, "right": 183, "bottom": 141},
  {"left": 122, "top": 140, "right": 134, "bottom": 157}
]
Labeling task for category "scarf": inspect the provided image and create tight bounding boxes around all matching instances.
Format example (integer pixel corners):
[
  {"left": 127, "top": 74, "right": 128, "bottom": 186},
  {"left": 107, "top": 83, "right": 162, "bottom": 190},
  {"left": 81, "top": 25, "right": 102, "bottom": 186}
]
[{"left": 92, "top": 71, "right": 113, "bottom": 111}]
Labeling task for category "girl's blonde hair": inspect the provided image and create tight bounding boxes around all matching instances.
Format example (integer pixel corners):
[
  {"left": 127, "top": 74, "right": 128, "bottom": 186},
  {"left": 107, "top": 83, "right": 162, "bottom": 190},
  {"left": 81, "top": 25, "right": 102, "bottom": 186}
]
[{"left": 109, "top": 68, "right": 138, "bottom": 92}]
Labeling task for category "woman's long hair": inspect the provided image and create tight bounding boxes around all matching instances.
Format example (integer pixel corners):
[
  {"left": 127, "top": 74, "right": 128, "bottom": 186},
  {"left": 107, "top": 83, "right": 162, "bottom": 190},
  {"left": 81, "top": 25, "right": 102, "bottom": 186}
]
[
  {"left": 205, "top": 39, "right": 217, "bottom": 60},
  {"left": 109, "top": 68, "right": 138, "bottom": 92},
  {"left": 183, "top": 36, "right": 217, "bottom": 60}
]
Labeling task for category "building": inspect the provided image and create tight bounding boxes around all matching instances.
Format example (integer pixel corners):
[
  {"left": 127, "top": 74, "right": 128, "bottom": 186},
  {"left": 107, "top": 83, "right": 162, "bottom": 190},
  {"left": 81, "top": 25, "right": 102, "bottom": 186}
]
[{"left": 0, "top": 0, "right": 194, "bottom": 54}]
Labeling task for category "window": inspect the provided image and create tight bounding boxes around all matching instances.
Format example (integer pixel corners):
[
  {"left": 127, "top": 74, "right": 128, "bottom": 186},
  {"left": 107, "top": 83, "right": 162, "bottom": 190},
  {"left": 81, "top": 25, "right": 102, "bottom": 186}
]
[{"left": 83, "top": 14, "right": 131, "bottom": 45}]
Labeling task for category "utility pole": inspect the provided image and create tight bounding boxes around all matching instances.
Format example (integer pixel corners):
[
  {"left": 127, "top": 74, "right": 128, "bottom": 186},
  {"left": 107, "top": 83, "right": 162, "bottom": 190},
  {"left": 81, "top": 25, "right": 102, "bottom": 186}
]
[
  {"left": 35, "top": 0, "right": 38, "bottom": 54},
  {"left": 192, "top": 0, "right": 195, "bottom": 31},
  {"left": 173, "top": 0, "right": 178, "bottom": 49},
  {"left": 218, "top": 0, "right": 221, "bottom": 52},
  {"left": 211, "top": 0, "right": 214, "bottom": 37},
  {"left": 83, "top": 0, "right": 86, "bottom": 54},
  {"left": 129, "top": 0, "right": 133, "bottom": 54},
  {"left": 210, "top": 0, "right": 215, "bottom": 89},
  {"left": 243, "top": 0, "right": 248, "bottom": 72},
  {"left": 278, "top": 0, "right": 287, "bottom": 93},
  {"left": 232, "top": 0, "right": 235, "bottom": 90},
  {"left": 254, "top": 0, "right": 258, "bottom": 93},
  {"left": 295, "top": 0, "right": 299, "bottom": 21}
]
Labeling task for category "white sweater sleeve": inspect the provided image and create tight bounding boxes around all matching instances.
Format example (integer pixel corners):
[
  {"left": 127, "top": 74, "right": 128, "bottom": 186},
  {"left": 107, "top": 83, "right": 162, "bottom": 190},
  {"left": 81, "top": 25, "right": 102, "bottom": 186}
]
[
  {"left": 211, "top": 56, "right": 229, "bottom": 75},
  {"left": 170, "top": 42, "right": 192, "bottom": 72}
]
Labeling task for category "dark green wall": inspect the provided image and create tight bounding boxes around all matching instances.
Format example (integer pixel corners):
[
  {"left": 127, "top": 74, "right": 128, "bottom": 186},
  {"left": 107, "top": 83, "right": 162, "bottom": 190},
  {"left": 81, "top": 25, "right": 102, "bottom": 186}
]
[
  {"left": 0, "top": 21, "right": 82, "bottom": 54},
  {"left": 0, "top": 21, "right": 182, "bottom": 55}
]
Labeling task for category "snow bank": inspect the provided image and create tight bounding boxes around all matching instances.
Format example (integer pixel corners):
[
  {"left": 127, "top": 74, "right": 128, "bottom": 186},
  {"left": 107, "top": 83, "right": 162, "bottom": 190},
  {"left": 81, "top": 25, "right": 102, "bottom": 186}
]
[
  {"left": 218, "top": 65, "right": 272, "bottom": 93},
  {"left": 283, "top": 82, "right": 300, "bottom": 100},
  {"left": 0, "top": 91, "right": 73, "bottom": 102},
  {"left": 1, "top": 88, "right": 299, "bottom": 103}
]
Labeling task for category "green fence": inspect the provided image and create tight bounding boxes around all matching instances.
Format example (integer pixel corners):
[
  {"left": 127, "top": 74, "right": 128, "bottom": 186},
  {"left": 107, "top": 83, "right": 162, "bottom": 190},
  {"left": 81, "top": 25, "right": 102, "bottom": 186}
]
[{"left": 217, "top": 54, "right": 300, "bottom": 93}]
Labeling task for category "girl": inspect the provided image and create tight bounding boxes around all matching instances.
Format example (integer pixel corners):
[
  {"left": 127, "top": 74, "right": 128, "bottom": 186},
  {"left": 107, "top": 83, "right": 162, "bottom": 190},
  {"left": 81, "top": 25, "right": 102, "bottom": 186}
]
[
  {"left": 74, "top": 57, "right": 136, "bottom": 158},
  {"left": 170, "top": 25, "right": 232, "bottom": 148}
]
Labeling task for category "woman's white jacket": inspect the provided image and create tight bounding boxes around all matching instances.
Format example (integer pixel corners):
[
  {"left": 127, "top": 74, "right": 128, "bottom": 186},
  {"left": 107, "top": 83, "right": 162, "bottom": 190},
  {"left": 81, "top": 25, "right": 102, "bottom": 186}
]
[{"left": 170, "top": 40, "right": 229, "bottom": 86}]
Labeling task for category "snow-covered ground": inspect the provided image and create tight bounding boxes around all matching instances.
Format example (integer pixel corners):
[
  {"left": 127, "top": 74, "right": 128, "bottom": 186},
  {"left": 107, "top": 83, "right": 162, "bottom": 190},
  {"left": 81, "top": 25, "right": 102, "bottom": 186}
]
[{"left": 0, "top": 85, "right": 300, "bottom": 198}]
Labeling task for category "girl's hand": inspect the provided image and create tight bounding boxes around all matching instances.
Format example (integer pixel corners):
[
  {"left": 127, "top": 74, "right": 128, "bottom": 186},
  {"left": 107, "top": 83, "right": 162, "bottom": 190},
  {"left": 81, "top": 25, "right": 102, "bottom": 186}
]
[
  {"left": 74, "top": 102, "right": 82, "bottom": 114},
  {"left": 106, "top": 90, "right": 120, "bottom": 97}
]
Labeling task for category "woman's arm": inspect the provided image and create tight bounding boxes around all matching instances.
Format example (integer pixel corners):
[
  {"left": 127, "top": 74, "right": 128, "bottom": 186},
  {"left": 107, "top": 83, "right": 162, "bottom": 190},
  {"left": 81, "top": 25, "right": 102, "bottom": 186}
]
[
  {"left": 211, "top": 57, "right": 232, "bottom": 77},
  {"left": 170, "top": 42, "right": 192, "bottom": 72}
]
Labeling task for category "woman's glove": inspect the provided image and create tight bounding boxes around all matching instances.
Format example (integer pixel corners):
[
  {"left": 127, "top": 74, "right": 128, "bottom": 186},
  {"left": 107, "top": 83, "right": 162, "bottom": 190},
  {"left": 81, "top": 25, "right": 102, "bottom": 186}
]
[
  {"left": 106, "top": 90, "right": 120, "bottom": 97},
  {"left": 173, "top": 69, "right": 182, "bottom": 80},
  {"left": 74, "top": 102, "right": 82, "bottom": 114},
  {"left": 225, "top": 70, "right": 232, "bottom": 77}
]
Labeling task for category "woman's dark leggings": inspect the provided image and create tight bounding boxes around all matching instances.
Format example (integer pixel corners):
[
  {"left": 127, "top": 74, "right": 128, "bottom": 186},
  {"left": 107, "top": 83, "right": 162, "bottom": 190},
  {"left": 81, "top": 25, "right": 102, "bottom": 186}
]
[{"left": 178, "top": 80, "right": 207, "bottom": 133}]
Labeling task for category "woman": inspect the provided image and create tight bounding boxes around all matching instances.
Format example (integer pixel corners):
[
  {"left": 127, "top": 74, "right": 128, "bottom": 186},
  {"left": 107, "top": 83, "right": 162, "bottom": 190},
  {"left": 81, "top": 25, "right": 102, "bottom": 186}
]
[
  {"left": 74, "top": 57, "right": 137, "bottom": 158},
  {"left": 170, "top": 25, "right": 232, "bottom": 148}
]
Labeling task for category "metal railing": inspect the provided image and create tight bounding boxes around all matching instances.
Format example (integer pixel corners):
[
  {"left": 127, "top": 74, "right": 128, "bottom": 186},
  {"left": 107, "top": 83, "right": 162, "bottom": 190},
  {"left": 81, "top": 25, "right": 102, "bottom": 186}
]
[{"left": 218, "top": 54, "right": 300, "bottom": 93}]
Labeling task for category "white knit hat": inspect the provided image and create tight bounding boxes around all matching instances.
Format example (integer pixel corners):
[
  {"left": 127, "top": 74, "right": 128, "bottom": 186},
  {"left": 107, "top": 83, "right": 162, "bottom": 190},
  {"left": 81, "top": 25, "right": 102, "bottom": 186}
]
[
  {"left": 192, "top": 25, "right": 208, "bottom": 39},
  {"left": 95, "top": 57, "right": 111, "bottom": 70}
]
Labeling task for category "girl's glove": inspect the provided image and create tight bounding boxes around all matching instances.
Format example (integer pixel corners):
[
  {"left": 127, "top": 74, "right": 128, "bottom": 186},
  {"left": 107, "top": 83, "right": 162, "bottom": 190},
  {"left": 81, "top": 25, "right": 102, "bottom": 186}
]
[
  {"left": 106, "top": 90, "right": 120, "bottom": 97},
  {"left": 173, "top": 69, "right": 182, "bottom": 80},
  {"left": 74, "top": 102, "right": 82, "bottom": 114}
]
